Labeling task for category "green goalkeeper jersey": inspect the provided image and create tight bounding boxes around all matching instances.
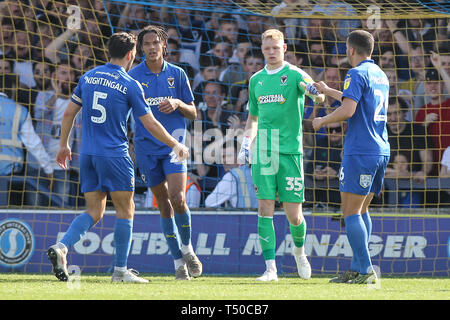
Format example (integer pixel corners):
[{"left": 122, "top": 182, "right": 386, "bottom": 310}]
[{"left": 248, "top": 61, "right": 313, "bottom": 155}]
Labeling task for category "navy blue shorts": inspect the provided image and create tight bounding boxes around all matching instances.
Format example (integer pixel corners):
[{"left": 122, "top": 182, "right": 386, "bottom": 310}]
[
  {"left": 80, "top": 154, "right": 135, "bottom": 193},
  {"left": 339, "top": 155, "right": 390, "bottom": 196},
  {"left": 136, "top": 153, "right": 187, "bottom": 188}
]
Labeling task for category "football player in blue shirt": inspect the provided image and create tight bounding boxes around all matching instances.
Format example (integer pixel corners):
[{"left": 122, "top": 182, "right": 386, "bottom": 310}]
[
  {"left": 312, "top": 30, "right": 390, "bottom": 284},
  {"left": 129, "top": 25, "right": 202, "bottom": 280},
  {"left": 47, "top": 32, "right": 189, "bottom": 283}
]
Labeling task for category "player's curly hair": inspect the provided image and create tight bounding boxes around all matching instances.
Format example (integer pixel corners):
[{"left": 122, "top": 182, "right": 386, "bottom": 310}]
[{"left": 137, "top": 25, "right": 169, "bottom": 58}]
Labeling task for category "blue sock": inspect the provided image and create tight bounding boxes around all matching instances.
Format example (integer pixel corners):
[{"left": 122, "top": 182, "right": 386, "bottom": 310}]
[
  {"left": 114, "top": 219, "right": 133, "bottom": 268},
  {"left": 350, "top": 211, "right": 372, "bottom": 272},
  {"left": 60, "top": 213, "right": 94, "bottom": 249},
  {"left": 174, "top": 209, "right": 191, "bottom": 246},
  {"left": 345, "top": 214, "right": 372, "bottom": 275},
  {"left": 160, "top": 217, "right": 183, "bottom": 259}
]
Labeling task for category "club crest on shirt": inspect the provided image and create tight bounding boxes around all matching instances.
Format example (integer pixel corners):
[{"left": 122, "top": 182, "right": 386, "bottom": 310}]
[
  {"left": 167, "top": 76, "right": 175, "bottom": 88},
  {"left": 281, "top": 75, "right": 288, "bottom": 85},
  {"left": 359, "top": 174, "right": 371, "bottom": 188}
]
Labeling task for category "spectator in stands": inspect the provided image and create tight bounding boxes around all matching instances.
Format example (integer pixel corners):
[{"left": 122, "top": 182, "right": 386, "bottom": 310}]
[
  {"left": 440, "top": 146, "right": 450, "bottom": 177},
  {"left": 26, "top": 62, "right": 77, "bottom": 207},
  {"left": 170, "top": 1, "right": 207, "bottom": 58},
  {"left": 0, "top": 16, "right": 14, "bottom": 56},
  {"left": 209, "top": 36, "right": 234, "bottom": 70},
  {"left": 306, "top": 39, "right": 327, "bottom": 79},
  {"left": 0, "top": 73, "right": 54, "bottom": 206},
  {"left": 384, "top": 68, "right": 414, "bottom": 120},
  {"left": 230, "top": 50, "right": 265, "bottom": 114},
  {"left": 33, "top": 14, "right": 62, "bottom": 61},
  {"left": 205, "top": 144, "right": 257, "bottom": 209},
  {"left": 16, "top": 58, "right": 55, "bottom": 115},
  {"left": 10, "top": 22, "right": 36, "bottom": 89},
  {"left": 245, "top": 14, "right": 268, "bottom": 47},
  {"left": 399, "top": 45, "right": 429, "bottom": 115},
  {"left": 415, "top": 69, "right": 450, "bottom": 174},
  {"left": 193, "top": 54, "right": 223, "bottom": 101},
  {"left": 308, "top": 121, "right": 346, "bottom": 206},
  {"left": 197, "top": 80, "right": 233, "bottom": 135},
  {"left": 118, "top": 3, "right": 151, "bottom": 31},
  {"left": 387, "top": 96, "right": 433, "bottom": 183},
  {"left": 220, "top": 34, "right": 253, "bottom": 85},
  {"left": 430, "top": 50, "right": 450, "bottom": 99}
]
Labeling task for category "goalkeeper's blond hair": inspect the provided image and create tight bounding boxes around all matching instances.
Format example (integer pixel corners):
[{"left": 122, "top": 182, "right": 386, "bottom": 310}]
[{"left": 261, "top": 29, "right": 284, "bottom": 43}]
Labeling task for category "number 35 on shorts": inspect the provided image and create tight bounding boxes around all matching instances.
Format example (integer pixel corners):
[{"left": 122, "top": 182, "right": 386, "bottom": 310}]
[{"left": 285, "top": 177, "right": 303, "bottom": 191}]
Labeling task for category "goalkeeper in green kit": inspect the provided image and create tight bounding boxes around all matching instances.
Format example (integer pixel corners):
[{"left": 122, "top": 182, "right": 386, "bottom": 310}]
[{"left": 238, "top": 29, "right": 324, "bottom": 281}]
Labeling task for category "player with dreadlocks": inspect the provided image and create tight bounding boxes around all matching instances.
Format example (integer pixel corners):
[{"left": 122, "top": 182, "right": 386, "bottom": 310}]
[{"left": 129, "top": 25, "right": 201, "bottom": 280}]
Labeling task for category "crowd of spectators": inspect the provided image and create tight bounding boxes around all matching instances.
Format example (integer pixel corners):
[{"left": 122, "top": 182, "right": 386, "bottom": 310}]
[{"left": 0, "top": 0, "right": 449, "bottom": 209}]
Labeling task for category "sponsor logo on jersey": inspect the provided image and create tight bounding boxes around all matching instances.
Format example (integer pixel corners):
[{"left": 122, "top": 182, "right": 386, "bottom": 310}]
[
  {"left": 281, "top": 75, "right": 287, "bottom": 85},
  {"left": 258, "top": 94, "right": 286, "bottom": 104},
  {"left": 359, "top": 174, "right": 372, "bottom": 188},
  {"left": 0, "top": 219, "right": 34, "bottom": 268},
  {"left": 141, "top": 82, "right": 149, "bottom": 88},
  {"left": 344, "top": 77, "right": 351, "bottom": 90},
  {"left": 167, "top": 76, "right": 175, "bottom": 88},
  {"left": 146, "top": 96, "right": 173, "bottom": 106},
  {"left": 95, "top": 71, "right": 120, "bottom": 80}
]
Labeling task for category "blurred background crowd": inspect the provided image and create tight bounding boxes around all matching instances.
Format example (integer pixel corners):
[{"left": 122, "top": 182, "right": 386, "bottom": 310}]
[{"left": 0, "top": 0, "right": 449, "bottom": 210}]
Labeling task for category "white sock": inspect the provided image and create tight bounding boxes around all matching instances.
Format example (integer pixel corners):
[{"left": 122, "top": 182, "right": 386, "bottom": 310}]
[
  {"left": 293, "top": 245, "right": 305, "bottom": 257},
  {"left": 265, "top": 259, "right": 277, "bottom": 272},
  {"left": 180, "top": 243, "right": 194, "bottom": 255},
  {"left": 174, "top": 258, "right": 185, "bottom": 270},
  {"left": 114, "top": 266, "right": 127, "bottom": 273}
]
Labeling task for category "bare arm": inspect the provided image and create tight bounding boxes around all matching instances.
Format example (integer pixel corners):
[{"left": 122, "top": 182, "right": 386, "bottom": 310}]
[
  {"left": 158, "top": 99, "right": 197, "bottom": 120},
  {"left": 45, "top": 28, "right": 76, "bottom": 64},
  {"left": 56, "top": 101, "right": 81, "bottom": 169},
  {"left": 312, "top": 97, "right": 357, "bottom": 130},
  {"left": 177, "top": 101, "right": 197, "bottom": 120},
  {"left": 243, "top": 113, "right": 258, "bottom": 141},
  {"left": 59, "top": 101, "right": 81, "bottom": 148}
]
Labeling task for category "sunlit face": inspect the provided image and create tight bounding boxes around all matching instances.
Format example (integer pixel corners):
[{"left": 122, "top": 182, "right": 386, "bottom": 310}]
[
  {"left": 387, "top": 103, "right": 402, "bottom": 124},
  {"left": 409, "top": 48, "right": 425, "bottom": 69},
  {"left": 237, "top": 42, "right": 251, "bottom": 62},
  {"left": 14, "top": 31, "right": 30, "bottom": 58},
  {"left": 326, "top": 123, "right": 345, "bottom": 145},
  {"left": 141, "top": 32, "right": 165, "bottom": 63},
  {"left": 424, "top": 80, "right": 442, "bottom": 100},
  {"left": 212, "top": 42, "right": 233, "bottom": 64},
  {"left": 201, "top": 66, "right": 221, "bottom": 81},
  {"left": 261, "top": 37, "right": 285, "bottom": 66},
  {"left": 324, "top": 68, "right": 340, "bottom": 90},
  {"left": 33, "top": 62, "right": 52, "bottom": 89},
  {"left": 381, "top": 51, "right": 395, "bottom": 68},
  {"left": 219, "top": 22, "right": 237, "bottom": 44},
  {"left": 440, "top": 55, "right": 450, "bottom": 75},
  {"left": 244, "top": 57, "right": 264, "bottom": 76},
  {"left": 393, "top": 154, "right": 409, "bottom": 173},
  {"left": 0, "top": 60, "right": 12, "bottom": 73},
  {"left": 204, "top": 83, "right": 224, "bottom": 108}
]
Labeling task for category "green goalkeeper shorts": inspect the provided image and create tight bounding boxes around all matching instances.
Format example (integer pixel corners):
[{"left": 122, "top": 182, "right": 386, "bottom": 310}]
[{"left": 251, "top": 152, "right": 305, "bottom": 203}]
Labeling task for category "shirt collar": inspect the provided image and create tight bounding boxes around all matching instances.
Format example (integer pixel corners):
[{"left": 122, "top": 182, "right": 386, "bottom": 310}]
[
  {"left": 357, "top": 59, "right": 374, "bottom": 67},
  {"left": 143, "top": 60, "right": 168, "bottom": 75},
  {"left": 105, "top": 62, "right": 125, "bottom": 72}
]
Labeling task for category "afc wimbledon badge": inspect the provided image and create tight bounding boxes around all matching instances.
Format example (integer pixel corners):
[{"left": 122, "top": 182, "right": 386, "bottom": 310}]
[
  {"left": 0, "top": 219, "right": 34, "bottom": 268},
  {"left": 281, "top": 75, "right": 288, "bottom": 85},
  {"left": 167, "top": 76, "right": 175, "bottom": 88},
  {"left": 359, "top": 174, "right": 372, "bottom": 188}
]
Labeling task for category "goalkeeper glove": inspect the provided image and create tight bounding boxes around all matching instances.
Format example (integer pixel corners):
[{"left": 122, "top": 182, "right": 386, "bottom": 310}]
[{"left": 237, "top": 136, "right": 252, "bottom": 166}]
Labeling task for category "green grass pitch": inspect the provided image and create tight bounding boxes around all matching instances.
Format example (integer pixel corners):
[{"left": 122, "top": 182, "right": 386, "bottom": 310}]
[{"left": 0, "top": 273, "right": 449, "bottom": 300}]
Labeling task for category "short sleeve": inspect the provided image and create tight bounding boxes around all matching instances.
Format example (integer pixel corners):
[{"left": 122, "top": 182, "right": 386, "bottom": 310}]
[
  {"left": 71, "top": 77, "right": 83, "bottom": 106},
  {"left": 342, "top": 69, "right": 365, "bottom": 104},
  {"left": 179, "top": 69, "right": 194, "bottom": 104},
  {"left": 129, "top": 80, "right": 151, "bottom": 118},
  {"left": 247, "top": 77, "right": 258, "bottom": 117}
]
